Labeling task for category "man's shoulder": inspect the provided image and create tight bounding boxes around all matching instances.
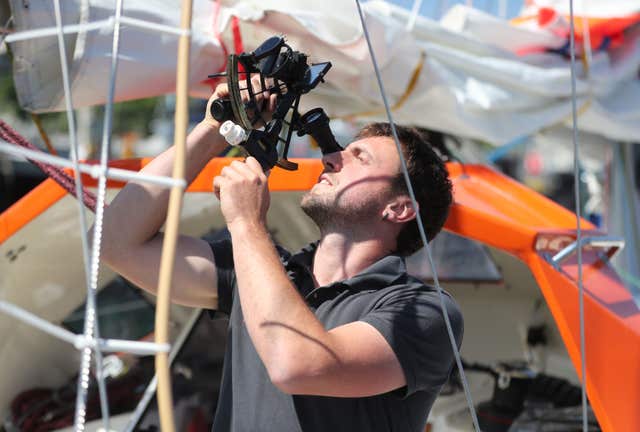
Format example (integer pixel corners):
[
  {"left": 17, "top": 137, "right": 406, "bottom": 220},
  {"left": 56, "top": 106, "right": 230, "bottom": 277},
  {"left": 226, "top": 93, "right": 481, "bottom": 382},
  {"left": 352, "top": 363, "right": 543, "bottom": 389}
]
[{"left": 376, "top": 275, "right": 463, "bottom": 335}]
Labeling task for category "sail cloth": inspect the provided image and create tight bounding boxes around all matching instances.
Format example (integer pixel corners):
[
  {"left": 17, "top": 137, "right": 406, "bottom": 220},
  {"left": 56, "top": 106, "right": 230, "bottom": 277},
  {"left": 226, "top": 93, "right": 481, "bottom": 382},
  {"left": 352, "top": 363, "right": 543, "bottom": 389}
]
[{"left": 4, "top": 0, "right": 640, "bottom": 144}]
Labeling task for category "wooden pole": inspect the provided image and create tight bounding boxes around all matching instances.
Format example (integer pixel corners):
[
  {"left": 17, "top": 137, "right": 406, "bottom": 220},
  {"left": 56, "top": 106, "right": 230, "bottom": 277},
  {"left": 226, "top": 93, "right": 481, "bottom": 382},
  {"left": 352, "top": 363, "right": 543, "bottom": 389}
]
[{"left": 154, "top": 1, "right": 193, "bottom": 431}]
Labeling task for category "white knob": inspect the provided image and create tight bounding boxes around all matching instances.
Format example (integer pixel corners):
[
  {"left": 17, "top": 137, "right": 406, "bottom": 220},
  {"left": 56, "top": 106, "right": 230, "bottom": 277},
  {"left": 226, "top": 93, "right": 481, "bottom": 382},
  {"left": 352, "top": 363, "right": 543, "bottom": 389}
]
[{"left": 219, "top": 120, "right": 248, "bottom": 146}]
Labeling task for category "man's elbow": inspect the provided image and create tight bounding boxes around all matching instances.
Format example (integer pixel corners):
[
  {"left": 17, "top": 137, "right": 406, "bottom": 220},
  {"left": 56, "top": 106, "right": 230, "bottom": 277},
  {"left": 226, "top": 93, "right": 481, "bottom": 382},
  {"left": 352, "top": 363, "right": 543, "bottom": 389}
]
[
  {"left": 268, "top": 366, "right": 306, "bottom": 394},
  {"left": 266, "top": 357, "right": 327, "bottom": 395}
]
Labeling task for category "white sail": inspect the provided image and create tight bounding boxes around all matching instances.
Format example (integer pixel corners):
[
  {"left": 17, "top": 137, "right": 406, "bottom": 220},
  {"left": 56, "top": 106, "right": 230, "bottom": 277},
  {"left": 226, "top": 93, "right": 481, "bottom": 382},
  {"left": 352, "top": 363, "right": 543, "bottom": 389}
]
[{"left": 4, "top": 0, "right": 640, "bottom": 144}]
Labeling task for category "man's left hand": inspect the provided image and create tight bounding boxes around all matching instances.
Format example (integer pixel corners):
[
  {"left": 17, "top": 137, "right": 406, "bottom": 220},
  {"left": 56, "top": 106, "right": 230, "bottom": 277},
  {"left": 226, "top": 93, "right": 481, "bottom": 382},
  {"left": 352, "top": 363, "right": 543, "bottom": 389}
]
[{"left": 213, "top": 157, "right": 270, "bottom": 230}]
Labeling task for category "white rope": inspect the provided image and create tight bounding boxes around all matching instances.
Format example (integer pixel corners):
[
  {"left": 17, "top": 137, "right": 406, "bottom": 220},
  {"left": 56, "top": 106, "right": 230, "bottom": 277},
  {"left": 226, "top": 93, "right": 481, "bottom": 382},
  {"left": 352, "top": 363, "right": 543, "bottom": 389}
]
[
  {"left": 51, "top": 1, "right": 104, "bottom": 430},
  {"left": 406, "top": 0, "right": 424, "bottom": 32},
  {"left": 567, "top": 0, "right": 588, "bottom": 430},
  {"left": 73, "top": 0, "right": 127, "bottom": 429},
  {"left": 353, "top": 1, "right": 481, "bottom": 430},
  {"left": 6, "top": 18, "right": 113, "bottom": 43},
  {"left": 0, "top": 301, "right": 170, "bottom": 355},
  {"left": 0, "top": 140, "right": 186, "bottom": 188},
  {"left": 118, "top": 15, "right": 191, "bottom": 36},
  {"left": 5, "top": 15, "right": 189, "bottom": 43}
]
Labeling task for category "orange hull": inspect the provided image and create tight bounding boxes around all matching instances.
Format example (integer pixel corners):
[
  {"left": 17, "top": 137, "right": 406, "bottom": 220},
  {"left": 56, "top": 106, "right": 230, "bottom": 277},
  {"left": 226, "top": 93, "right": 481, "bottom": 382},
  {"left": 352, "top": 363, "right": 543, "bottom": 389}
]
[{"left": 1, "top": 159, "right": 638, "bottom": 431}]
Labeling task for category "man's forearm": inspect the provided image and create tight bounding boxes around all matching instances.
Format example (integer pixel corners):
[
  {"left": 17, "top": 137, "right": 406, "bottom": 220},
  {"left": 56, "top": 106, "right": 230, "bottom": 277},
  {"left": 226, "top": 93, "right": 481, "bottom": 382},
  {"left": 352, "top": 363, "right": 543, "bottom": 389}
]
[
  {"left": 228, "top": 222, "right": 331, "bottom": 386},
  {"left": 101, "top": 121, "right": 226, "bottom": 252}
]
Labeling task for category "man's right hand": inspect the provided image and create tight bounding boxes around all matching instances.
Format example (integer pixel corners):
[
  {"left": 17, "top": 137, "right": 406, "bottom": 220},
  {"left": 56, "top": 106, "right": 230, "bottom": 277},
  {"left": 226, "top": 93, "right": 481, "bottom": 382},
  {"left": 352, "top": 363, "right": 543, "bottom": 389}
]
[{"left": 203, "top": 83, "right": 230, "bottom": 128}]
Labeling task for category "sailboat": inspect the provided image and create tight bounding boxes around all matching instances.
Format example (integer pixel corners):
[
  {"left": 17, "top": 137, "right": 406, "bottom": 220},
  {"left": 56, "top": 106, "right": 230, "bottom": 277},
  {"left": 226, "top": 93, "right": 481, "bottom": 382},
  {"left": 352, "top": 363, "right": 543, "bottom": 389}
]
[{"left": 1, "top": 1, "right": 638, "bottom": 431}]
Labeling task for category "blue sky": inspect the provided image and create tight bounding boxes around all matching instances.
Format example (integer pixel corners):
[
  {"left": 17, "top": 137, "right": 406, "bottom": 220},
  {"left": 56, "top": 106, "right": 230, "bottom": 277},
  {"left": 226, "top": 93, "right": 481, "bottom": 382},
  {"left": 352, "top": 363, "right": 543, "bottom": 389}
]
[{"left": 382, "top": 0, "right": 526, "bottom": 20}]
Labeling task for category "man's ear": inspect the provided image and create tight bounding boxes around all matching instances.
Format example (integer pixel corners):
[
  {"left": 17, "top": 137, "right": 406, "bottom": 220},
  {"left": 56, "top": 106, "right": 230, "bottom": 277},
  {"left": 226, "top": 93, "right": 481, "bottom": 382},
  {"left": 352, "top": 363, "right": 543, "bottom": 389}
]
[{"left": 383, "top": 196, "right": 417, "bottom": 224}]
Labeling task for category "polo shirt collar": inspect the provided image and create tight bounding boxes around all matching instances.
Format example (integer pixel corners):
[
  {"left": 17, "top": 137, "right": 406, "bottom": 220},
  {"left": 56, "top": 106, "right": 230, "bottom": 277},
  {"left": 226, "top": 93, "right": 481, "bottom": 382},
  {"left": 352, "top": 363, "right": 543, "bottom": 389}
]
[{"left": 288, "top": 242, "right": 408, "bottom": 292}]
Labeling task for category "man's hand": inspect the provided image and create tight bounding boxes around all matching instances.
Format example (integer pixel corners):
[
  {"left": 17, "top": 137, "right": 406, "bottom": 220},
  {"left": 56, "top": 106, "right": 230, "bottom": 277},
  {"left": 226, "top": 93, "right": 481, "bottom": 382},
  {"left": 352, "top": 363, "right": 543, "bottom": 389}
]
[
  {"left": 202, "top": 83, "right": 230, "bottom": 128},
  {"left": 213, "top": 157, "right": 270, "bottom": 230},
  {"left": 203, "top": 76, "right": 277, "bottom": 129}
]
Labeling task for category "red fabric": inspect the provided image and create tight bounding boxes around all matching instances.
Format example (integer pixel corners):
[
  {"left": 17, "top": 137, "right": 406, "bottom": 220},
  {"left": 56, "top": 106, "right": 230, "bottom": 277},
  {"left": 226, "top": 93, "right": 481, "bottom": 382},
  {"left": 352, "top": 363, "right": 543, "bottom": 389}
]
[
  {"left": 538, "top": 7, "right": 556, "bottom": 27},
  {"left": 231, "top": 16, "right": 244, "bottom": 57},
  {"left": 203, "top": 2, "right": 246, "bottom": 90},
  {"left": 533, "top": 6, "right": 640, "bottom": 50}
]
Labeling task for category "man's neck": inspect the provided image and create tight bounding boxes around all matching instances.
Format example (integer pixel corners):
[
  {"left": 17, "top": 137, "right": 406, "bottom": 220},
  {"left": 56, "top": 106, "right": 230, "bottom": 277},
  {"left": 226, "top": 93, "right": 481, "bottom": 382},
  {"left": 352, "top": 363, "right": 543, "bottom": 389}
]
[{"left": 312, "top": 232, "right": 393, "bottom": 287}]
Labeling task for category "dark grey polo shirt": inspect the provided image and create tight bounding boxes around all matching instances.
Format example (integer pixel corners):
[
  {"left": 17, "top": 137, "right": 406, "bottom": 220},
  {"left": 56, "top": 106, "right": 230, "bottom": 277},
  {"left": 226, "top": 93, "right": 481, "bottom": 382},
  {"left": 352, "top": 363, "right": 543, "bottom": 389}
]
[{"left": 209, "top": 240, "right": 463, "bottom": 432}]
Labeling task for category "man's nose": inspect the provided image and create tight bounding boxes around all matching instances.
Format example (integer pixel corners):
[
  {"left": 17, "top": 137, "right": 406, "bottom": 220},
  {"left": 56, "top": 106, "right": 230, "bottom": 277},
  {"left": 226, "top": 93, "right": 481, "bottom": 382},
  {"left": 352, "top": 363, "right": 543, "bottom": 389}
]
[{"left": 321, "top": 151, "right": 343, "bottom": 172}]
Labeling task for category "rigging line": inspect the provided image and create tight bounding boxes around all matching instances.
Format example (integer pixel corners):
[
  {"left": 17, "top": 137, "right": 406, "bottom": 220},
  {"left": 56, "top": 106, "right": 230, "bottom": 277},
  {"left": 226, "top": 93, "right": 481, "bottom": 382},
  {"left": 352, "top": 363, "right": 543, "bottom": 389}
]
[
  {"left": 406, "top": 0, "right": 424, "bottom": 31},
  {"left": 0, "top": 122, "right": 98, "bottom": 211},
  {"left": 0, "top": 138, "right": 184, "bottom": 188},
  {"left": 353, "top": 2, "right": 481, "bottom": 431},
  {"left": 79, "top": 0, "right": 128, "bottom": 430},
  {"left": 568, "top": 0, "right": 588, "bottom": 431},
  {"left": 50, "top": 2, "right": 101, "bottom": 430},
  {"left": 87, "top": 0, "right": 128, "bottom": 431}
]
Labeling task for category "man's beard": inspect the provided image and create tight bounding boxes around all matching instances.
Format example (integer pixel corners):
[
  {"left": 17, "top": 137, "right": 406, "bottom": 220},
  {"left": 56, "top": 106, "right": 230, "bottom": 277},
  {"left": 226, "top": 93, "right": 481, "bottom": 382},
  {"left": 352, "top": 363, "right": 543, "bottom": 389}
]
[{"left": 300, "top": 191, "right": 383, "bottom": 233}]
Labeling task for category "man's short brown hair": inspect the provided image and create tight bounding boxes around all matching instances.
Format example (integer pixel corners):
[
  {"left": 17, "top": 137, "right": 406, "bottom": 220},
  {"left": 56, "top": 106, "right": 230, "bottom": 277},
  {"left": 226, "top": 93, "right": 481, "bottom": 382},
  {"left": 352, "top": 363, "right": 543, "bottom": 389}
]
[{"left": 356, "top": 123, "right": 453, "bottom": 256}]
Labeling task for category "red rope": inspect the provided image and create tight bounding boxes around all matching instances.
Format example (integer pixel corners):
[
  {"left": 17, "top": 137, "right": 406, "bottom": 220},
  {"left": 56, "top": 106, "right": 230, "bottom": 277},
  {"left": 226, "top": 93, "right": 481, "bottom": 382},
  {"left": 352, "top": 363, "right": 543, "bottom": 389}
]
[{"left": 0, "top": 119, "right": 98, "bottom": 212}]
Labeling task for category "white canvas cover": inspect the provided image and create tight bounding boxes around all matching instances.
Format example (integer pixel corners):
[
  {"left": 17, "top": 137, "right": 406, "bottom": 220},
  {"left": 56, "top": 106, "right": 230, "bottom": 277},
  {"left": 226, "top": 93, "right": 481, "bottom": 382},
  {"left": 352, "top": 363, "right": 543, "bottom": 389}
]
[{"left": 3, "top": 0, "right": 640, "bottom": 144}]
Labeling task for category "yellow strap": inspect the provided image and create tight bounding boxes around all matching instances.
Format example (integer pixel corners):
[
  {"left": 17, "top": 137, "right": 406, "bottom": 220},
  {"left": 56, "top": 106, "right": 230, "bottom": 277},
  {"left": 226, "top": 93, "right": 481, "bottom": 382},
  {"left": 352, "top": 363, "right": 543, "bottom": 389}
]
[
  {"left": 30, "top": 113, "right": 58, "bottom": 156},
  {"left": 335, "top": 50, "right": 426, "bottom": 121}
]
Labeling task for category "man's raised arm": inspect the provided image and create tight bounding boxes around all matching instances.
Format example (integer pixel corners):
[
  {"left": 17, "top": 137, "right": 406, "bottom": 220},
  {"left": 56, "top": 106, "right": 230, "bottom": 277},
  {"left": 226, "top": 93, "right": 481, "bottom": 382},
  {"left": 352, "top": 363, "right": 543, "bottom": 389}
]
[{"left": 97, "top": 90, "right": 229, "bottom": 309}]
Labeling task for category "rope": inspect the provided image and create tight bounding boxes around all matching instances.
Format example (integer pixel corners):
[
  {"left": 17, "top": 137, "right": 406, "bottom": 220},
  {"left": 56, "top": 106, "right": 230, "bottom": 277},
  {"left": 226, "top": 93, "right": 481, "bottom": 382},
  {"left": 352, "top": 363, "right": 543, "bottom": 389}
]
[
  {"left": 50, "top": 0, "right": 114, "bottom": 428},
  {"left": 406, "top": 0, "right": 424, "bottom": 31},
  {"left": 0, "top": 120, "right": 98, "bottom": 212},
  {"left": 353, "top": 2, "right": 481, "bottom": 431},
  {"left": 567, "top": 0, "right": 589, "bottom": 430},
  {"left": 154, "top": 1, "right": 193, "bottom": 431},
  {"left": 81, "top": 0, "right": 131, "bottom": 429}
]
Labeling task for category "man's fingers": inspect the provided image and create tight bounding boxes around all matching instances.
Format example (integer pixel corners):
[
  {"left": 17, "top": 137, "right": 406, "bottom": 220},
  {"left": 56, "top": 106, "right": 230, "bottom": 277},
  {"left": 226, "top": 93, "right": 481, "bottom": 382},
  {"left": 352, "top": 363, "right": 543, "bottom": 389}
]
[
  {"left": 221, "top": 164, "right": 247, "bottom": 181},
  {"left": 228, "top": 160, "right": 257, "bottom": 179},
  {"left": 269, "top": 93, "right": 277, "bottom": 112},
  {"left": 212, "top": 175, "right": 224, "bottom": 199},
  {"left": 223, "top": 160, "right": 266, "bottom": 184},
  {"left": 244, "top": 157, "right": 266, "bottom": 177},
  {"left": 213, "top": 82, "right": 229, "bottom": 99}
]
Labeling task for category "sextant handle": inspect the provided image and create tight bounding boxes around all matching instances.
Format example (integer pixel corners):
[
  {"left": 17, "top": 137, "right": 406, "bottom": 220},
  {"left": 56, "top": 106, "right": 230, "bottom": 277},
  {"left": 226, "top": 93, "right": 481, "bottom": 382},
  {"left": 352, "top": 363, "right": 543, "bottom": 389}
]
[{"left": 210, "top": 98, "right": 234, "bottom": 123}]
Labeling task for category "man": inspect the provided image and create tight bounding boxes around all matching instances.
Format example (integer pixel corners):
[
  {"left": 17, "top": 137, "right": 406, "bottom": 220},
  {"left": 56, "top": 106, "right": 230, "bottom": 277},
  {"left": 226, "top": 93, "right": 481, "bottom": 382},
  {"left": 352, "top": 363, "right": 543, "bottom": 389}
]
[{"left": 99, "top": 82, "right": 462, "bottom": 431}]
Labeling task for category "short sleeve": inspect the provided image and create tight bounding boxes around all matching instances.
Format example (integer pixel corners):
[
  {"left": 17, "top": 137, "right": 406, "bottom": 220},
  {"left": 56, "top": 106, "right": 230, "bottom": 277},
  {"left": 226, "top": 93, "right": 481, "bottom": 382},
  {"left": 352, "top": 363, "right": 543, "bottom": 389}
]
[
  {"left": 209, "top": 238, "right": 236, "bottom": 315},
  {"left": 361, "top": 286, "right": 463, "bottom": 397}
]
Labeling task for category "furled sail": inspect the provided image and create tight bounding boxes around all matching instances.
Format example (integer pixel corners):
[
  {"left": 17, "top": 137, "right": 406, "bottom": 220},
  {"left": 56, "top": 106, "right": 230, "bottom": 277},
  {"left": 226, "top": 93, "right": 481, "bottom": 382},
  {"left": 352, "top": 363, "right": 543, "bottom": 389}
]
[{"left": 3, "top": 0, "right": 639, "bottom": 144}]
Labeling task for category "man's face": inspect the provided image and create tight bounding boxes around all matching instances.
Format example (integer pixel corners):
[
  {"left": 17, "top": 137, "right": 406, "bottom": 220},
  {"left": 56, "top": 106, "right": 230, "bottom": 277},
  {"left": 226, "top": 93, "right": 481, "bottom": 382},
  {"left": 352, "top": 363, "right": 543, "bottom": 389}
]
[{"left": 301, "top": 136, "right": 401, "bottom": 229}]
